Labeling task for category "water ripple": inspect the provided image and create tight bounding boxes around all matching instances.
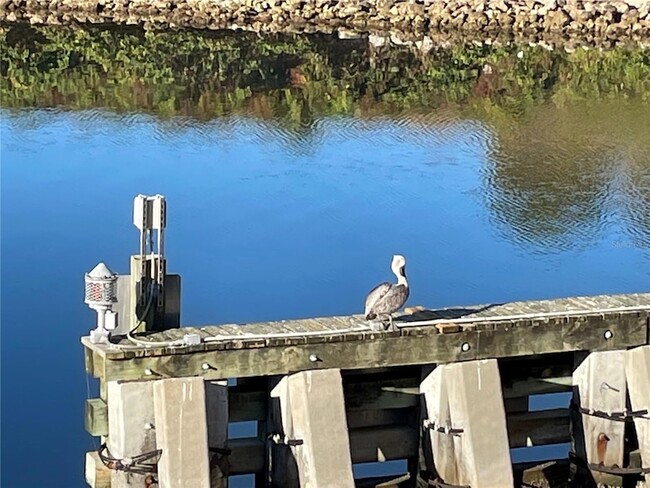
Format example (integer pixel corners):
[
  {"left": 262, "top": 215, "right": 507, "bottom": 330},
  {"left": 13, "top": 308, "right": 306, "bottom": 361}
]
[{"left": 482, "top": 100, "right": 650, "bottom": 254}]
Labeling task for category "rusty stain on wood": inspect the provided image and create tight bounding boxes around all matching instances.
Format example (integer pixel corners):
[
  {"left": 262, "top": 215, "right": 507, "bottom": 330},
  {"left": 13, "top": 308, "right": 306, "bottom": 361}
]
[{"left": 434, "top": 322, "right": 462, "bottom": 334}]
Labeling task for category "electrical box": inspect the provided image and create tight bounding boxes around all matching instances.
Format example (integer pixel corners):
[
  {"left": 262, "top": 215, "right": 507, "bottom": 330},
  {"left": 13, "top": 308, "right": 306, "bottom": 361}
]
[{"left": 133, "top": 194, "right": 166, "bottom": 231}]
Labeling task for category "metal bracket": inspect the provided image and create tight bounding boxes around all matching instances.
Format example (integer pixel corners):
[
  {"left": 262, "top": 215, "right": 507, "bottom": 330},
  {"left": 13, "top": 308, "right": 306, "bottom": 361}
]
[
  {"left": 269, "top": 433, "right": 304, "bottom": 446},
  {"left": 569, "top": 452, "right": 650, "bottom": 475},
  {"left": 423, "top": 419, "right": 464, "bottom": 435},
  {"left": 98, "top": 443, "right": 162, "bottom": 475},
  {"left": 209, "top": 446, "right": 232, "bottom": 456},
  {"left": 571, "top": 403, "right": 649, "bottom": 422}
]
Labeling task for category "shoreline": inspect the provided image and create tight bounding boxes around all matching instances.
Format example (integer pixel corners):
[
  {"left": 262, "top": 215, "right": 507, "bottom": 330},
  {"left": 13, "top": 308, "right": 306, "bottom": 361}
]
[{"left": 2, "top": 0, "right": 649, "bottom": 44}]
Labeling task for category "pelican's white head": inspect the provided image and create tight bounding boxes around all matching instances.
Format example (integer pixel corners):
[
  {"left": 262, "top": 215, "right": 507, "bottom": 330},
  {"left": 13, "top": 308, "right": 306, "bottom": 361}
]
[{"left": 390, "top": 254, "right": 407, "bottom": 284}]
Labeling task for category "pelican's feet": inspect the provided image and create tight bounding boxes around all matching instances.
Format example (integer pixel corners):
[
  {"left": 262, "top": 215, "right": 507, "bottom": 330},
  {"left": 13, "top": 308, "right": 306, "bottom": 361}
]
[
  {"left": 369, "top": 319, "right": 385, "bottom": 332},
  {"left": 379, "top": 316, "right": 397, "bottom": 332},
  {"left": 384, "top": 319, "right": 399, "bottom": 332}
]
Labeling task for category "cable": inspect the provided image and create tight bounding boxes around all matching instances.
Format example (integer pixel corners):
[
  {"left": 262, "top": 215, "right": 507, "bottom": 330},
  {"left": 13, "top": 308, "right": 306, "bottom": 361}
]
[
  {"left": 114, "top": 275, "right": 373, "bottom": 347},
  {"left": 116, "top": 283, "right": 184, "bottom": 349}
]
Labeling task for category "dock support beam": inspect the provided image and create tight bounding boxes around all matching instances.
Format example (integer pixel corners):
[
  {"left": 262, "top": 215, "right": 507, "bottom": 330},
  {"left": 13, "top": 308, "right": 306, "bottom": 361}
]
[
  {"left": 420, "top": 359, "right": 513, "bottom": 488},
  {"left": 206, "top": 380, "right": 229, "bottom": 488},
  {"left": 153, "top": 377, "right": 211, "bottom": 488},
  {"left": 106, "top": 380, "right": 156, "bottom": 488},
  {"left": 572, "top": 350, "right": 627, "bottom": 487},
  {"left": 271, "top": 369, "right": 355, "bottom": 488},
  {"left": 625, "top": 345, "right": 650, "bottom": 486}
]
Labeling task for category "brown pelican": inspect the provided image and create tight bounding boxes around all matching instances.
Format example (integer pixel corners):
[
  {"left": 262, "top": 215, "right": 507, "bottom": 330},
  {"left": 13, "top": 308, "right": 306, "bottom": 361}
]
[{"left": 364, "top": 255, "right": 409, "bottom": 330}]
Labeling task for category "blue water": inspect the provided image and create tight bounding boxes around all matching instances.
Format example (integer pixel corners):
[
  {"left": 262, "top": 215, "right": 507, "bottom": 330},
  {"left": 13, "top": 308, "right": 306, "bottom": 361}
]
[{"left": 1, "top": 106, "right": 649, "bottom": 487}]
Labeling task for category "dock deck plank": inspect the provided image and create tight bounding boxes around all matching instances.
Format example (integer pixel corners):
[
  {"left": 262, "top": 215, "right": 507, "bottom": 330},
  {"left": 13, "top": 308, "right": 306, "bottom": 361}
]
[{"left": 83, "top": 293, "right": 650, "bottom": 382}]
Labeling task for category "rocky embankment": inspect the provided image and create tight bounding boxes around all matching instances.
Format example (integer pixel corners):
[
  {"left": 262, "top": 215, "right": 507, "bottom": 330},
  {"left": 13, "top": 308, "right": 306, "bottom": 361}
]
[{"left": 2, "top": 0, "right": 649, "bottom": 43}]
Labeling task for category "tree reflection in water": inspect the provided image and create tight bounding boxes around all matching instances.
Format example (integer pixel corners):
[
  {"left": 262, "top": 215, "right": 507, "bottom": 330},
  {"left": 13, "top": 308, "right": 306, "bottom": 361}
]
[
  {"left": 2, "top": 23, "right": 649, "bottom": 253},
  {"left": 482, "top": 100, "right": 650, "bottom": 253}
]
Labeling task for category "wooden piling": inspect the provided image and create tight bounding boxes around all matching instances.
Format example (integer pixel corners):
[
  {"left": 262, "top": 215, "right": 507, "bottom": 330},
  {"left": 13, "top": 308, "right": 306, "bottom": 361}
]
[
  {"left": 625, "top": 345, "right": 650, "bottom": 485},
  {"left": 153, "top": 377, "right": 211, "bottom": 488},
  {"left": 272, "top": 369, "right": 355, "bottom": 488},
  {"left": 269, "top": 376, "right": 299, "bottom": 488},
  {"left": 420, "top": 359, "right": 513, "bottom": 488},
  {"left": 106, "top": 380, "right": 156, "bottom": 488},
  {"left": 205, "top": 380, "right": 229, "bottom": 488},
  {"left": 572, "top": 350, "right": 627, "bottom": 487}
]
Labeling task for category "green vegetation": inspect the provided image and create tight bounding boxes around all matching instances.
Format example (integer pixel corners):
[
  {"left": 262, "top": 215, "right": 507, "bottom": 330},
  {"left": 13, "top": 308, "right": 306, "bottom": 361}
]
[
  {"left": 1, "top": 23, "right": 648, "bottom": 249},
  {"left": 2, "top": 23, "right": 649, "bottom": 124}
]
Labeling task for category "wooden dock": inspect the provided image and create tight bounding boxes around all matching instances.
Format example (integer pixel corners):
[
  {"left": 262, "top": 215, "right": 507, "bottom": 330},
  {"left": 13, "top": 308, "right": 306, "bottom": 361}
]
[{"left": 83, "top": 292, "right": 650, "bottom": 488}]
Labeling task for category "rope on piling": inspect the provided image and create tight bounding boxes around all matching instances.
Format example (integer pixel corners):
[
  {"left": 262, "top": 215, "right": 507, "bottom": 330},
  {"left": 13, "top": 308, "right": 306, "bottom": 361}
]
[
  {"left": 422, "top": 419, "right": 464, "bottom": 435},
  {"left": 268, "top": 433, "right": 304, "bottom": 446},
  {"left": 569, "top": 452, "right": 650, "bottom": 475},
  {"left": 570, "top": 403, "right": 650, "bottom": 422},
  {"left": 97, "top": 443, "right": 162, "bottom": 475}
]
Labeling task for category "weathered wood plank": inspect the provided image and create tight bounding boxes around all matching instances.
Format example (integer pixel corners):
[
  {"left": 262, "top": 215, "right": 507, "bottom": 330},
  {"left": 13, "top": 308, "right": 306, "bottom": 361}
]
[
  {"left": 347, "top": 408, "right": 415, "bottom": 430},
  {"left": 513, "top": 459, "right": 570, "bottom": 488},
  {"left": 229, "top": 370, "right": 574, "bottom": 425},
  {"left": 85, "top": 347, "right": 95, "bottom": 376},
  {"left": 99, "top": 379, "right": 107, "bottom": 402},
  {"left": 229, "top": 387, "right": 267, "bottom": 422},
  {"left": 329, "top": 316, "right": 358, "bottom": 330},
  {"left": 85, "top": 398, "right": 108, "bottom": 437},
  {"left": 229, "top": 438, "right": 266, "bottom": 475},
  {"left": 349, "top": 425, "right": 419, "bottom": 463},
  {"left": 345, "top": 377, "right": 419, "bottom": 410},
  {"left": 630, "top": 448, "right": 643, "bottom": 470},
  {"left": 625, "top": 345, "right": 650, "bottom": 486},
  {"left": 356, "top": 473, "right": 411, "bottom": 488},
  {"left": 183, "top": 327, "right": 217, "bottom": 340},
  {"left": 224, "top": 406, "right": 569, "bottom": 472},
  {"left": 87, "top": 314, "right": 648, "bottom": 382},
  {"left": 572, "top": 350, "right": 627, "bottom": 487},
  {"left": 308, "top": 318, "right": 339, "bottom": 332},
  {"left": 85, "top": 293, "right": 650, "bottom": 361},
  {"left": 250, "top": 323, "right": 293, "bottom": 337},
  {"left": 499, "top": 353, "right": 574, "bottom": 398},
  {"left": 503, "top": 376, "right": 573, "bottom": 399},
  {"left": 507, "top": 409, "right": 570, "bottom": 448},
  {"left": 211, "top": 415, "right": 572, "bottom": 478},
  {"left": 85, "top": 451, "right": 111, "bottom": 488},
  {"left": 208, "top": 325, "right": 246, "bottom": 337},
  {"left": 86, "top": 348, "right": 105, "bottom": 378},
  {"left": 227, "top": 426, "right": 420, "bottom": 476}
]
